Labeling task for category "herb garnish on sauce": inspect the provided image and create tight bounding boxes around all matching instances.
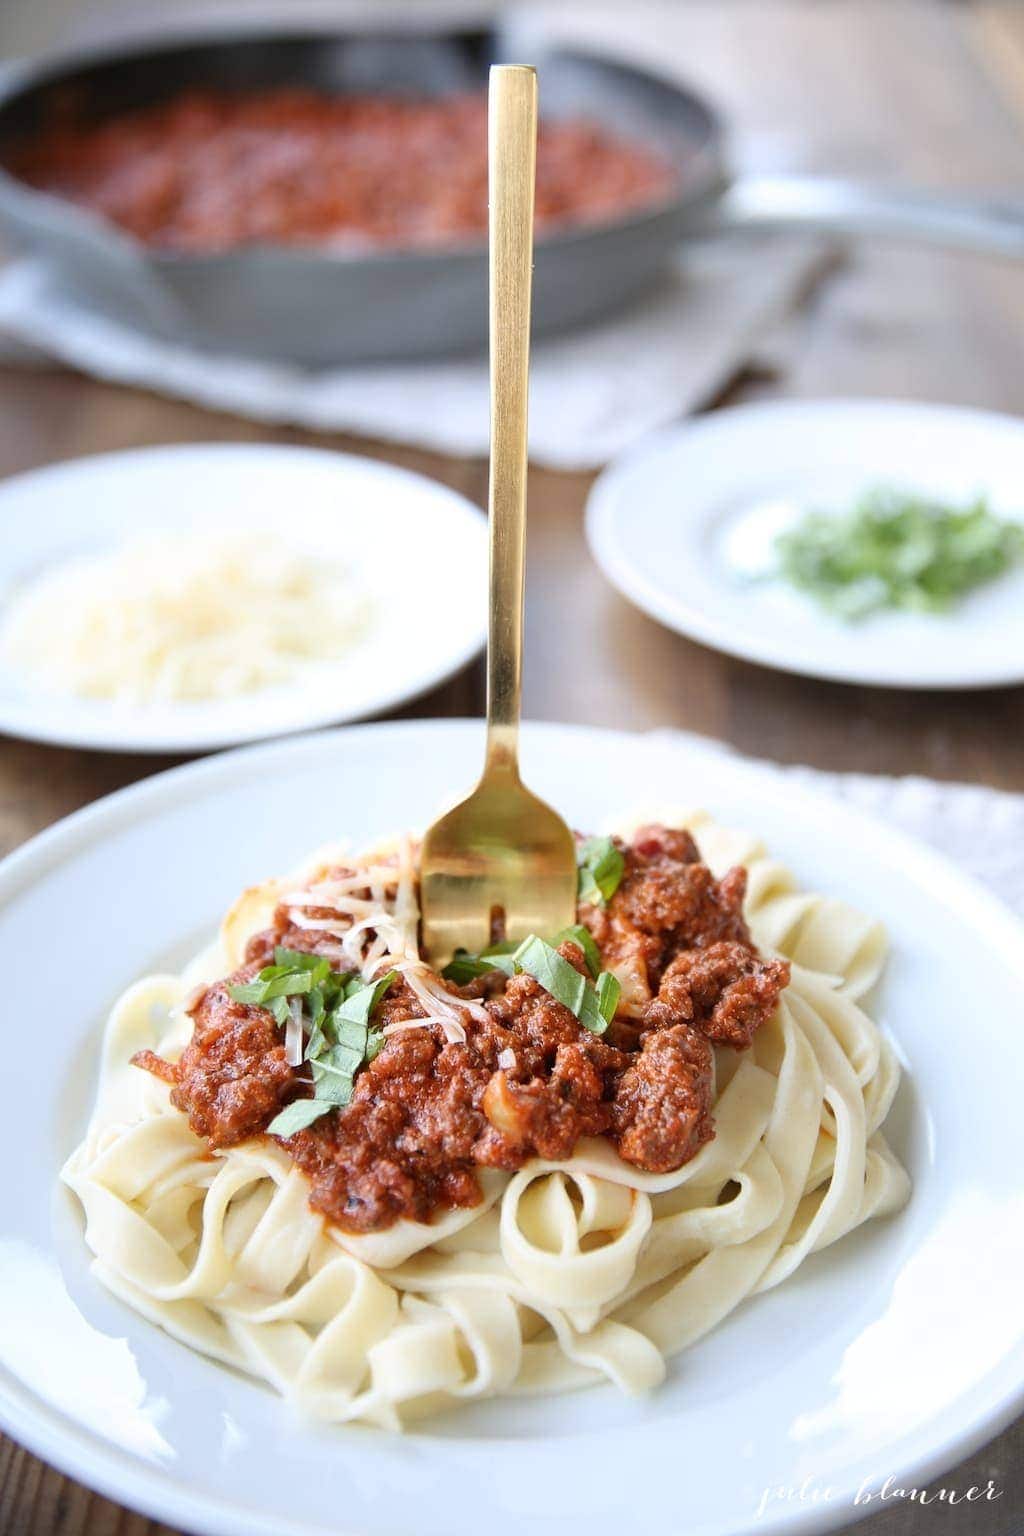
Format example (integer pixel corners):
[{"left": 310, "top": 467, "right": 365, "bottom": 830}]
[
  {"left": 577, "top": 836, "right": 625, "bottom": 907},
  {"left": 442, "top": 931, "right": 620, "bottom": 1036},
  {"left": 248, "top": 904, "right": 624, "bottom": 1140},
  {"left": 230, "top": 952, "right": 397, "bottom": 1136}
]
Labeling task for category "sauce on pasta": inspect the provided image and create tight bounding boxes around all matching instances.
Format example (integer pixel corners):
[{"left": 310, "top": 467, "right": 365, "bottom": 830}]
[
  {"left": 63, "top": 809, "right": 910, "bottom": 1426},
  {"left": 136, "top": 825, "right": 789, "bottom": 1232},
  {"left": 5, "top": 88, "right": 676, "bottom": 252}
]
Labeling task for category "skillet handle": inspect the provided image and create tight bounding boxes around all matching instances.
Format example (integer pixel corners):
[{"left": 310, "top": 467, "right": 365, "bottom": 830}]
[{"left": 701, "top": 174, "right": 1024, "bottom": 259}]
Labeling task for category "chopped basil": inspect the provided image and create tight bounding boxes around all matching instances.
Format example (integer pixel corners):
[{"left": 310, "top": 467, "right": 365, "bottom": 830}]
[
  {"left": 310, "top": 1052, "right": 357, "bottom": 1106},
  {"left": 231, "top": 952, "right": 355, "bottom": 1011},
  {"left": 334, "top": 1016, "right": 370, "bottom": 1053},
  {"left": 440, "top": 926, "right": 616, "bottom": 1033},
  {"left": 577, "top": 836, "right": 625, "bottom": 907},
  {"left": 776, "top": 490, "right": 1024, "bottom": 621},
  {"left": 273, "top": 947, "right": 332, "bottom": 975},
  {"left": 595, "top": 970, "right": 621, "bottom": 1025},
  {"left": 301, "top": 969, "right": 398, "bottom": 1101},
  {"left": 322, "top": 1039, "right": 365, "bottom": 1076},
  {"left": 513, "top": 934, "right": 618, "bottom": 1036},
  {"left": 334, "top": 970, "right": 398, "bottom": 1028},
  {"left": 302, "top": 970, "right": 399, "bottom": 1103},
  {"left": 305, "top": 1017, "right": 328, "bottom": 1060},
  {"left": 258, "top": 924, "right": 621, "bottom": 1142},
  {"left": 266, "top": 969, "right": 318, "bottom": 1001},
  {"left": 232, "top": 954, "right": 399, "bottom": 1134},
  {"left": 443, "top": 930, "right": 598, "bottom": 988},
  {"left": 514, "top": 935, "right": 588, "bottom": 1013},
  {"left": 269, "top": 995, "right": 292, "bottom": 1027},
  {"left": 577, "top": 992, "right": 607, "bottom": 1036},
  {"left": 228, "top": 966, "right": 316, "bottom": 1006},
  {"left": 226, "top": 979, "right": 269, "bottom": 1005},
  {"left": 440, "top": 952, "right": 482, "bottom": 985},
  {"left": 442, "top": 941, "right": 518, "bottom": 984},
  {"left": 266, "top": 1098, "right": 332, "bottom": 1137},
  {"left": 550, "top": 923, "right": 600, "bottom": 978}
]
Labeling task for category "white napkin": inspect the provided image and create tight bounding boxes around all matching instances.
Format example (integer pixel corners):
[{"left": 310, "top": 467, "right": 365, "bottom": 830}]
[
  {"left": 652, "top": 730, "right": 1024, "bottom": 919},
  {"left": 0, "top": 235, "right": 830, "bottom": 470}
]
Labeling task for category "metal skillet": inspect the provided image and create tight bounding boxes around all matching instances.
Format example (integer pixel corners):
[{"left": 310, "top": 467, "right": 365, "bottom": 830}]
[{"left": 0, "top": 22, "right": 1022, "bottom": 366}]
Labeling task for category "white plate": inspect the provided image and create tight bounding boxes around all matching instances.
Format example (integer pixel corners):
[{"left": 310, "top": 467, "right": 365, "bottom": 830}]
[
  {"left": 0, "top": 444, "right": 487, "bottom": 751},
  {"left": 1, "top": 719, "right": 1023, "bottom": 1536},
  {"left": 586, "top": 399, "right": 1024, "bottom": 689}
]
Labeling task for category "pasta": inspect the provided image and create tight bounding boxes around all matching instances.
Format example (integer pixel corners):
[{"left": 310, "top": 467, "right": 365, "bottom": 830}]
[{"left": 63, "top": 811, "right": 910, "bottom": 1428}]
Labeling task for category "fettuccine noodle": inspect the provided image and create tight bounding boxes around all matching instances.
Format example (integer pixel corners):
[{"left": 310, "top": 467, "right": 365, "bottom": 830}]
[{"left": 63, "top": 811, "right": 910, "bottom": 1428}]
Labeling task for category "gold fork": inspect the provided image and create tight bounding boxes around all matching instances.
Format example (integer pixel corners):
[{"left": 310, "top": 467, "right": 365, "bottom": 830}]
[{"left": 420, "top": 65, "right": 577, "bottom": 967}]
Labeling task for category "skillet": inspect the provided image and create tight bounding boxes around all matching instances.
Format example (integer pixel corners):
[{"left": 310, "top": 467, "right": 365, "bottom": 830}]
[{"left": 0, "top": 23, "right": 1020, "bottom": 364}]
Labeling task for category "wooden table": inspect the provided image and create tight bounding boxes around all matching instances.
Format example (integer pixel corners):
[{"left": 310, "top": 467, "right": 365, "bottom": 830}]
[{"left": 1, "top": 3, "right": 1022, "bottom": 1533}]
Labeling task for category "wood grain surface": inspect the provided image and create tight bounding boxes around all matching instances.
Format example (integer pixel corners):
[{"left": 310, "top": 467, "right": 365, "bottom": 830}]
[{"left": 1, "top": 3, "right": 1022, "bottom": 1534}]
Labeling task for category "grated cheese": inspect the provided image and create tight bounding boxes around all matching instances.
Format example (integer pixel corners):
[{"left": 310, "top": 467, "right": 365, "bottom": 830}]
[
  {"left": 0, "top": 530, "right": 373, "bottom": 705},
  {"left": 279, "top": 834, "right": 472, "bottom": 1046},
  {"left": 284, "top": 998, "right": 304, "bottom": 1067}
]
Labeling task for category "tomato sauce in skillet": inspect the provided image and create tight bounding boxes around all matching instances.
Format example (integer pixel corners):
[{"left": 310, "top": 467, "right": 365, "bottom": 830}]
[{"left": 5, "top": 88, "right": 677, "bottom": 252}]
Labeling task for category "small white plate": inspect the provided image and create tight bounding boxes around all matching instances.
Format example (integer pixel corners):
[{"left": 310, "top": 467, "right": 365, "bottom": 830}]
[
  {"left": 586, "top": 399, "right": 1024, "bottom": 689},
  {"left": 0, "top": 444, "right": 487, "bottom": 751},
  {"left": 1, "top": 719, "right": 1023, "bottom": 1536}
]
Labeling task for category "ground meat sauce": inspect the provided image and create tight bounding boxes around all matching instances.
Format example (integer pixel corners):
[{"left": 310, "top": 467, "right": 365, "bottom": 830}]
[
  {"left": 135, "top": 826, "right": 789, "bottom": 1232},
  {"left": 138, "top": 975, "right": 296, "bottom": 1145},
  {"left": 6, "top": 88, "right": 676, "bottom": 253}
]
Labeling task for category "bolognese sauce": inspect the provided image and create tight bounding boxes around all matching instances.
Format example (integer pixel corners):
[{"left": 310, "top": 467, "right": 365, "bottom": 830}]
[
  {"left": 136, "top": 825, "right": 789, "bottom": 1234},
  {"left": 5, "top": 88, "right": 676, "bottom": 252}
]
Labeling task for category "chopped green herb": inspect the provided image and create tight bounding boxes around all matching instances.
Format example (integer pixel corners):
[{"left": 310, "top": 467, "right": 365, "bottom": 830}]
[
  {"left": 334, "top": 970, "right": 398, "bottom": 1028},
  {"left": 442, "top": 924, "right": 612, "bottom": 1029},
  {"left": 550, "top": 923, "right": 601, "bottom": 978},
  {"left": 441, "top": 942, "right": 518, "bottom": 984},
  {"left": 234, "top": 954, "right": 399, "bottom": 1132},
  {"left": 513, "top": 934, "right": 617, "bottom": 1036},
  {"left": 265, "top": 969, "right": 317, "bottom": 1001},
  {"left": 305, "top": 985, "right": 327, "bottom": 1054},
  {"left": 595, "top": 970, "right": 621, "bottom": 1025},
  {"left": 266, "top": 1098, "right": 332, "bottom": 1137},
  {"left": 300, "top": 967, "right": 398, "bottom": 1113},
  {"left": 273, "top": 947, "right": 332, "bottom": 976},
  {"left": 227, "top": 979, "right": 267, "bottom": 1005},
  {"left": 228, "top": 963, "right": 319, "bottom": 1007},
  {"left": 309, "top": 1050, "right": 358, "bottom": 1105},
  {"left": 334, "top": 1016, "right": 370, "bottom": 1053},
  {"left": 441, "top": 952, "right": 485, "bottom": 985},
  {"left": 305, "top": 1017, "right": 328, "bottom": 1062},
  {"left": 577, "top": 836, "right": 625, "bottom": 907},
  {"left": 323, "top": 1037, "right": 365, "bottom": 1075},
  {"left": 776, "top": 489, "right": 1024, "bottom": 621},
  {"left": 269, "top": 996, "right": 293, "bottom": 1027},
  {"left": 514, "top": 935, "right": 587, "bottom": 1013}
]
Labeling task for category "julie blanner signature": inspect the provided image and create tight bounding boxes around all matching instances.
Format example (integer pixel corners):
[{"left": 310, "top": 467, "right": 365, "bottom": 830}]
[{"left": 756, "top": 1474, "right": 1003, "bottom": 1519}]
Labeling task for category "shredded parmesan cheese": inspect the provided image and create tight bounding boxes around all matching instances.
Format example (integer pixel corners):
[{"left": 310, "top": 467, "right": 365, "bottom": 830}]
[
  {"left": 277, "top": 833, "right": 472, "bottom": 1046},
  {"left": 0, "top": 530, "right": 373, "bottom": 705},
  {"left": 285, "top": 998, "right": 304, "bottom": 1067}
]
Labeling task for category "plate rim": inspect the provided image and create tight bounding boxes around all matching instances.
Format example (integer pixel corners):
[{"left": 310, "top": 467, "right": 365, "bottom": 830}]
[
  {"left": 2, "top": 716, "right": 1023, "bottom": 1536},
  {"left": 585, "top": 396, "right": 1024, "bottom": 691},
  {"left": 0, "top": 441, "right": 487, "bottom": 752}
]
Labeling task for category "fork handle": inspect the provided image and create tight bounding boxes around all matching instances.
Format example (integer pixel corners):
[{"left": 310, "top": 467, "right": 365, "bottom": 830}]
[{"left": 485, "top": 64, "right": 537, "bottom": 780}]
